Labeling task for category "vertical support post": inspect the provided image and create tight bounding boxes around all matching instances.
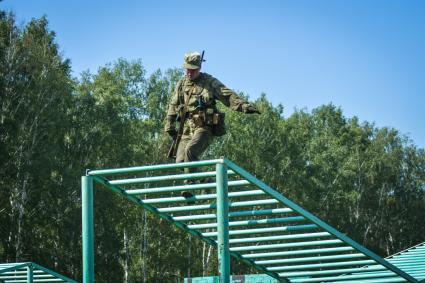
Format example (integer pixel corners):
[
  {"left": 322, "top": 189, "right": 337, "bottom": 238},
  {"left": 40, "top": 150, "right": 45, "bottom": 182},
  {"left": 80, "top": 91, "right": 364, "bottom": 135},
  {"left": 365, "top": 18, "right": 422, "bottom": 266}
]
[
  {"left": 216, "top": 162, "right": 230, "bottom": 283},
  {"left": 27, "top": 264, "right": 33, "bottom": 283},
  {"left": 82, "top": 176, "right": 94, "bottom": 283}
]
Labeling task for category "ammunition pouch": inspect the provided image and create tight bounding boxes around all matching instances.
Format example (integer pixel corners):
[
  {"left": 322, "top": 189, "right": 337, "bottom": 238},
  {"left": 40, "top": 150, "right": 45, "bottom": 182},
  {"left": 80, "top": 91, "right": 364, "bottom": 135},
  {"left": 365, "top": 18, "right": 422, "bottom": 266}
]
[
  {"left": 190, "top": 113, "right": 205, "bottom": 127},
  {"left": 212, "top": 112, "right": 226, "bottom": 136},
  {"left": 188, "top": 108, "right": 226, "bottom": 136}
]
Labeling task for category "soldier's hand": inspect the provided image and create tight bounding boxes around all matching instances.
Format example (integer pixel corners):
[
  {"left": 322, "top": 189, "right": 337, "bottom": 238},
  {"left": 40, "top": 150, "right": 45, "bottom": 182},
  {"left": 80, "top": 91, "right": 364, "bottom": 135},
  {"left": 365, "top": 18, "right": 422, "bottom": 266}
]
[
  {"left": 166, "top": 128, "right": 177, "bottom": 139},
  {"left": 243, "top": 104, "right": 261, "bottom": 114}
]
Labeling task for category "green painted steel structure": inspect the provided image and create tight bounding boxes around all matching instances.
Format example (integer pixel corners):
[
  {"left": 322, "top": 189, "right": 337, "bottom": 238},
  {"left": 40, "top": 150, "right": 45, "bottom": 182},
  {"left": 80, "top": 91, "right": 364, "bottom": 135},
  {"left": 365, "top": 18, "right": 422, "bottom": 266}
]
[
  {"left": 82, "top": 158, "right": 421, "bottom": 282},
  {"left": 81, "top": 176, "right": 94, "bottom": 283},
  {"left": 184, "top": 242, "right": 425, "bottom": 283},
  {"left": 216, "top": 162, "right": 230, "bottom": 283},
  {"left": 0, "top": 262, "right": 77, "bottom": 283}
]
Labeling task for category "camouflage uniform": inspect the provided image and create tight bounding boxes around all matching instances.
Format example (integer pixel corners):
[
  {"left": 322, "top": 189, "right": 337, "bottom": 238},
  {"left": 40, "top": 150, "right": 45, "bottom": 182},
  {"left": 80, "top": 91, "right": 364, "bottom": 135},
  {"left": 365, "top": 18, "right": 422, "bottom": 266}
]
[{"left": 165, "top": 52, "right": 259, "bottom": 171}]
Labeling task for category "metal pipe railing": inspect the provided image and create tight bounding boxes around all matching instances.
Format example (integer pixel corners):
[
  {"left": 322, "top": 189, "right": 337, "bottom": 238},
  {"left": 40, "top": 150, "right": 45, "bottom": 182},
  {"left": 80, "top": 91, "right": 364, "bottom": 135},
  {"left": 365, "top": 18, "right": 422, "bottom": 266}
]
[
  {"left": 88, "top": 159, "right": 223, "bottom": 176},
  {"left": 108, "top": 170, "right": 235, "bottom": 185},
  {"left": 82, "top": 158, "right": 418, "bottom": 283}
]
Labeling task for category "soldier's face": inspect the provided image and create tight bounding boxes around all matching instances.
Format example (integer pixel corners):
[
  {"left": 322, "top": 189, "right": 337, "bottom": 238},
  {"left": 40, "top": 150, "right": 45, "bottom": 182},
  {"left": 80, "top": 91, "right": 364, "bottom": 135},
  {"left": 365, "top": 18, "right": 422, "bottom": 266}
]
[{"left": 186, "top": 68, "right": 201, "bottom": 81}]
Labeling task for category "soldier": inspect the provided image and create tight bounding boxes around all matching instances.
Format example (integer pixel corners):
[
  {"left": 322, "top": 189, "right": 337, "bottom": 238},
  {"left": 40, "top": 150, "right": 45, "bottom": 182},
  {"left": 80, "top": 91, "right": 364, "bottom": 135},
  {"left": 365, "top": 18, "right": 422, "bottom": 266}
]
[{"left": 165, "top": 51, "right": 260, "bottom": 187}]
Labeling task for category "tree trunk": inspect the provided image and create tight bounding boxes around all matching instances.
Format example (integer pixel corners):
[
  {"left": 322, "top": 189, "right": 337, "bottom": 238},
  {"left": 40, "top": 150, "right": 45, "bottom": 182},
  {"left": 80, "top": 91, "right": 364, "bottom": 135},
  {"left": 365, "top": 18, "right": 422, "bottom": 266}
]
[{"left": 123, "top": 227, "right": 129, "bottom": 283}]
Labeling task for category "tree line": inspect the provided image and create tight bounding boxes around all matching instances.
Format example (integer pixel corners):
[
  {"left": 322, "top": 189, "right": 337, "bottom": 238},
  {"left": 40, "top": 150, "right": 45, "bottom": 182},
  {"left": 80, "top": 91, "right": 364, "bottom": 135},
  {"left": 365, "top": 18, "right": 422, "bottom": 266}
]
[{"left": 1, "top": 11, "right": 424, "bottom": 282}]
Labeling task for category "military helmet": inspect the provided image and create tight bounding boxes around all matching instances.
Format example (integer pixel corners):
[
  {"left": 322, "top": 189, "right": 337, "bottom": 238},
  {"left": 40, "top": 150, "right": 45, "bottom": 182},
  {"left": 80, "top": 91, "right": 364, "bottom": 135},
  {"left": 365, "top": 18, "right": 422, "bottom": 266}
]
[{"left": 183, "top": 52, "right": 202, "bottom": 69}]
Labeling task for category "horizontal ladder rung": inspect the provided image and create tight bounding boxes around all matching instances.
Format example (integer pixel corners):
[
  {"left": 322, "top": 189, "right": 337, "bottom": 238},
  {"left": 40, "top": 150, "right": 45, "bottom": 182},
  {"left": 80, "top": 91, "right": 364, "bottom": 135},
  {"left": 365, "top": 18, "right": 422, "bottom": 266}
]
[
  {"left": 280, "top": 265, "right": 386, "bottom": 278},
  {"left": 158, "top": 199, "right": 278, "bottom": 213},
  {"left": 320, "top": 277, "right": 409, "bottom": 283},
  {"left": 88, "top": 159, "right": 223, "bottom": 176},
  {"left": 188, "top": 216, "right": 305, "bottom": 229},
  {"left": 242, "top": 246, "right": 354, "bottom": 258},
  {"left": 230, "top": 232, "right": 331, "bottom": 244},
  {"left": 383, "top": 267, "right": 425, "bottom": 277},
  {"left": 203, "top": 224, "right": 317, "bottom": 237},
  {"left": 255, "top": 253, "right": 366, "bottom": 265},
  {"left": 126, "top": 180, "right": 249, "bottom": 195},
  {"left": 0, "top": 279, "right": 65, "bottom": 282},
  {"left": 0, "top": 270, "right": 44, "bottom": 274},
  {"left": 172, "top": 207, "right": 293, "bottom": 221},
  {"left": 230, "top": 239, "right": 343, "bottom": 252},
  {"left": 389, "top": 259, "right": 425, "bottom": 266},
  {"left": 387, "top": 254, "right": 425, "bottom": 261},
  {"left": 289, "top": 270, "right": 402, "bottom": 283},
  {"left": 268, "top": 259, "right": 376, "bottom": 271},
  {"left": 109, "top": 170, "right": 235, "bottom": 185},
  {"left": 388, "top": 252, "right": 425, "bottom": 259},
  {"left": 0, "top": 274, "right": 56, "bottom": 279},
  {"left": 142, "top": 190, "right": 265, "bottom": 204}
]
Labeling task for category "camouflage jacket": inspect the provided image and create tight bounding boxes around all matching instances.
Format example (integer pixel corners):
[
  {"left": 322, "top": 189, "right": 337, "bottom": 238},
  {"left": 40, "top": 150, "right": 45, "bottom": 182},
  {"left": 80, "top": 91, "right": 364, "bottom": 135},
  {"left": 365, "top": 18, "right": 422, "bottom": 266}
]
[{"left": 164, "top": 72, "right": 251, "bottom": 134}]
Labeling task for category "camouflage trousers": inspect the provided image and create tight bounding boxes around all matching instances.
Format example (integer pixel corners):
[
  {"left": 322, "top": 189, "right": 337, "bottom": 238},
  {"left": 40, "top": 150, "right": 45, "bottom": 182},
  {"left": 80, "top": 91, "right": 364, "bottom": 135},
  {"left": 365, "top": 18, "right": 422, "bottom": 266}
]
[{"left": 176, "top": 126, "right": 213, "bottom": 174}]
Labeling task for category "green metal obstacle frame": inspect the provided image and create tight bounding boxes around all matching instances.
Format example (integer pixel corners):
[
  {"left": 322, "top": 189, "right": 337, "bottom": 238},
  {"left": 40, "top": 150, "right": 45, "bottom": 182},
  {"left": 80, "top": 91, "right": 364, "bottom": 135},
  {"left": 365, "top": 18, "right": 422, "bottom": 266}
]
[
  {"left": 0, "top": 262, "right": 77, "bottom": 282},
  {"left": 82, "top": 158, "right": 421, "bottom": 283},
  {"left": 184, "top": 242, "right": 425, "bottom": 282}
]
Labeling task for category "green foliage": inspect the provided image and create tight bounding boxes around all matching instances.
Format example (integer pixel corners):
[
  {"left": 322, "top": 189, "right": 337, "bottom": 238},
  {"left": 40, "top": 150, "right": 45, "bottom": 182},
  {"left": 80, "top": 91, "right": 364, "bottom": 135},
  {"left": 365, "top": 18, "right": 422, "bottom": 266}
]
[{"left": 0, "top": 11, "right": 424, "bottom": 282}]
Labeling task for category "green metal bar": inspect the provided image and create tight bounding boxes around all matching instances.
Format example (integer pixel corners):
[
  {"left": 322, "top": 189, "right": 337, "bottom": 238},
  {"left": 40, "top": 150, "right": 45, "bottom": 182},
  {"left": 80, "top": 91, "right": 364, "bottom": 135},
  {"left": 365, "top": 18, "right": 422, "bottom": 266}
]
[
  {"left": 0, "top": 278, "right": 71, "bottom": 283},
  {"left": 293, "top": 273, "right": 406, "bottom": 283},
  {"left": 255, "top": 253, "right": 365, "bottom": 265},
  {"left": 93, "top": 173, "right": 283, "bottom": 283},
  {"left": 125, "top": 180, "right": 249, "bottom": 195},
  {"left": 203, "top": 224, "right": 317, "bottom": 237},
  {"left": 0, "top": 263, "right": 29, "bottom": 275},
  {"left": 229, "top": 232, "right": 331, "bottom": 244},
  {"left": 0, "top": 276, "right": 26, "bottom": 280},
  {"left": 242, "top": 246, "right": 355, "bottom": 259},
  {"left": 227, "top": 208, "right": 293, "bottom": 217},
  {"left": 1, "top": 280, "right": 66, "bottom": 283},
  {"left": 1, "top": 271, "right": 44, "bottom": 275},
  {"left": 289, "top": 271, "right": 400, "bottom": 283},
  {"left": 172, "top": 207, "right": 293, "bottom": 221},
  {"left": 280, "top": 265, "right": 387, "bottom": 278},
  {"left": 387, "top": 242, "right": 425, "bottom": 259},
  {"left": 187, "top": 216, "right": 305, "bottom": 229},
  {"left": 390, "top": 253, "right": 425, "bottom": 259},
  {"left": 82, "top": 176, "right": 94, "bottom": 283},
  {"left": 1, "top": 280, "right": 70, "bottom": 283},
  {"left": 0, "top": 276, "right": 35, "bottom": 280},
  {"left": 109, "top": 170, "right": 235, "bottom": 185},
  {"left": 88, "top": 159, "right": 223, "bottom": 176},
  {"left": 91, "top": 175, "right": 287, "bottom": 282},
  {"left": 268, "top": 259, "right": 377, "bottom": 271},
  {"left": 142, "top": 190, "right": 265, "bottom": 205},
  {"left": 216, "top": 162, "right": 230, "bottom": 283},
  {"left": 322, "top": 266, "right": 425, "bottom": 281},
  {"left": 390, "top": 257, "right": 425, "bottom": 262},
  {"left": 157, "top": 199, "right": 278, "bottom": 213},
  {"left": 323, "top": 268, "right": 425, "bottom": 281},
  {"left": 325, "top": 278, "right": 408, "bottom": 283},
  {"left": 172, "top": 214, "right": 215, "bottom": 221},
  {"left": 389, "top": 260, "right": 425, "bottom": 267},
  {"left": 27, "top": 265, "right": 33, "bottom": 283},
  {"left": 389, "top": 255, "right": 425, "bottom": 262},
  {"left": 0, "top": 274, "right": 56, "bottom": 279},
  {"left": 224, "top": 158, "right": 418, "bottom": 283},
  {"left": 230, "top": 239, "right": 343, "bottom": 252},
  {"left": 30, "top": 263, "right": 78, "bottom": 283}
]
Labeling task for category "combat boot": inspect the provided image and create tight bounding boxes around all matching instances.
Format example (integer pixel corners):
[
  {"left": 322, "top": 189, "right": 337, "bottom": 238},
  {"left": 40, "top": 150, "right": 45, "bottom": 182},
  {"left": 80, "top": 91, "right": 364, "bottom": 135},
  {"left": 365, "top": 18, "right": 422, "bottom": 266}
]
[{"left": 181, "top": 179, "right": 197, "bottom": 204}]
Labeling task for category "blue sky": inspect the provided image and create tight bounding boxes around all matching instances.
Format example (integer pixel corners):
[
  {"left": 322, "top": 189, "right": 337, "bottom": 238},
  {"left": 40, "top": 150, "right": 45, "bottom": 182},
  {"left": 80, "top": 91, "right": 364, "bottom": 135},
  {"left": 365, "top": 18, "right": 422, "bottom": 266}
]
[{"left": 2, "top": 0, "right": 425, "bottom": 148}]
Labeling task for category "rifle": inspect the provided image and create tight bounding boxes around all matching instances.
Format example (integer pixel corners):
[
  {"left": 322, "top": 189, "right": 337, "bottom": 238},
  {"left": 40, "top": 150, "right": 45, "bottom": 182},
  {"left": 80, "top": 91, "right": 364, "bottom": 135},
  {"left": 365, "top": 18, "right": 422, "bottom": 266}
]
[
  {"left": 167, "top": 124, "right": 183, "bottom": 159},
  {"left": 167, "top": 51, "right": 205, "bottom": 159},
  {"left": 167, "top": 138, "right": 177, "bottom": 159}
]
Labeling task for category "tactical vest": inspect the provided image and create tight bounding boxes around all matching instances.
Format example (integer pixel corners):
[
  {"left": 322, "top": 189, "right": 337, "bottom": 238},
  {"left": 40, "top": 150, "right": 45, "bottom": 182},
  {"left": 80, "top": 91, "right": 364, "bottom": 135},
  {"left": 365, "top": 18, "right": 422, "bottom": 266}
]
[
  {"left": 177, "top": 73, "right": 217, "bottom": 113},
  {"left": 177, "top": 74, "right": 225, "bottom": 136}
]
